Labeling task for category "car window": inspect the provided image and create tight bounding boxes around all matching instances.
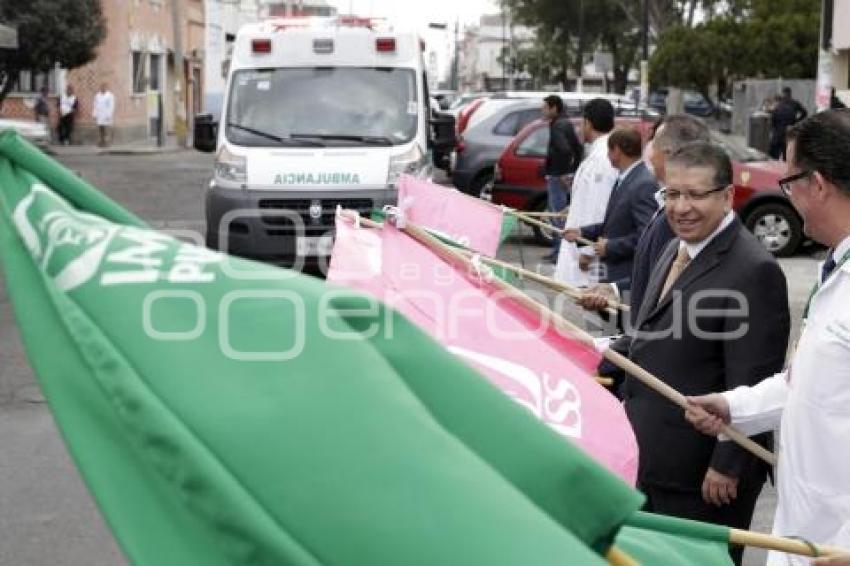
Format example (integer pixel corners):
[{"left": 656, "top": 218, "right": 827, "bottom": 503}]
[
  {"left": 515, "top": 126, "right": 549, "bottom": 157},
  {"left": 493, "top": 110, "right": 521, "bottom": 136},
  {"left": 517, "top": 108, "right": 541, "bottom": 131},
  {"left": 684, "top": 92, "right": 705, "bottom": 105}
]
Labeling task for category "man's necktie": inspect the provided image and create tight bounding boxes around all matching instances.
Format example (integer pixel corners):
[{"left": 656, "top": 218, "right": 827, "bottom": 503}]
[
  {"left": 821, "top": 251, "right": 837, "bottom": 284},
  {"left": 658, "top": 245, "right": 691, "bottom": 304}
]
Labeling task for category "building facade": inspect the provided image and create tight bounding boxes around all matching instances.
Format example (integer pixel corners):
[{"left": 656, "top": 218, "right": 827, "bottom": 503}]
[
  {"left": 818, "top": 0, "right": 850, "bottom": 109},
  {"left": 1, "top": 0, "right": 205, "bottom": 146}
]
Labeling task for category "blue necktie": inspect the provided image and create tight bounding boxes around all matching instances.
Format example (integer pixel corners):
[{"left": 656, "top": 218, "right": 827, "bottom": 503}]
[{"left": 821, "top": 251, "right": 837, "bottom": 284}]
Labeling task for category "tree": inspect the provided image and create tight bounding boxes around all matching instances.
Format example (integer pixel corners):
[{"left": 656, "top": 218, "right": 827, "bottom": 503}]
[
  {"left": 0, "top": 0, "right": 106, "bottom": 106},
  {"left": 650, "top": 0, "right": 819, "bottom": 101}
]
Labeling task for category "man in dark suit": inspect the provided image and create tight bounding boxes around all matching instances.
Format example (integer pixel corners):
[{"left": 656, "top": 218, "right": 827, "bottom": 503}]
[
  {"left": 624, "top": 142, "right": 790, "bottom": 565},
  {"left": 578, "top": 115, "right": 710, "bottom": 320},
  {"left": 563, "top": 127, "right": 658, "bottom": 285}
]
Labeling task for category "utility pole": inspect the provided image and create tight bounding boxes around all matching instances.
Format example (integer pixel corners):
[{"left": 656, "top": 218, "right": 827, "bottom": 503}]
[
  {"left": 639, "top": 0, "right": 650, "bottom": 109},
  {"left": 501, "top": 0, "right": 507, "bottom": 91},
  {"left": 576, "top": 0, "right": 584, "bottom": 92},
  {"left": 171, "top": 0, "right": 188, "bottom": 146},
  {"left": 452, "top": 19, "right": 460, "bottom": 91}
]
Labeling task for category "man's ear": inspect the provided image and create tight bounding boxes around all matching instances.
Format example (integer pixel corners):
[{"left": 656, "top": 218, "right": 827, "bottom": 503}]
[
  {"left": 812, "top": 171, "right": 831, "bottom": 201},
  {"left": 724, "top": 184, "right": 735, "bottom": 213}
]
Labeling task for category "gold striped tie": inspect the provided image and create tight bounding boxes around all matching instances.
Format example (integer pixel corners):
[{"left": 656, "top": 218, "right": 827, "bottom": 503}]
[{"left": 658, "top": 246, "right": 691, "bottom": 304}]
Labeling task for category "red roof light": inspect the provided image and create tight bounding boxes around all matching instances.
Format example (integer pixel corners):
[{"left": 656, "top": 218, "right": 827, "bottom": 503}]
[
  {"left": 376, "top": 38, "right": 396, "bottom": 52},
  {"left": 252, "top": 38, "right": 272, "bottom": 53}
]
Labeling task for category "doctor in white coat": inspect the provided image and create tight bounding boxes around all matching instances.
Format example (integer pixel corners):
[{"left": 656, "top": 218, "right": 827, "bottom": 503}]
[
  {"left": 685, "top": 109, "right": 850, "bottom": 565},
  {"left": 92, "top": 82, "right": 115, "bottom": 147},
  {"left": 555, "top": 98, "right": 618, "bottom": 287}
]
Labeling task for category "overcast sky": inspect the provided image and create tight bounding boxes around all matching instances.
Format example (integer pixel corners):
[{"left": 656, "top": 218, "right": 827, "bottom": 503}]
[{"left": 324, "top": 0, "right": 499, "bottom": 31}]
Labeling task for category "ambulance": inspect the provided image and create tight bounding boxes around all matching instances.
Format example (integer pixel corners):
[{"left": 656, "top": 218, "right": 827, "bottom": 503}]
[{"left": 194, "top": 16, "right": 455, "bottom": 263}]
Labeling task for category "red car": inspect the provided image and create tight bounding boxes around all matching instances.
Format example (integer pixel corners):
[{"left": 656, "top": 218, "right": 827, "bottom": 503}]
[{"left": 491, "top": 120, "right": 801, "bottom": 256}]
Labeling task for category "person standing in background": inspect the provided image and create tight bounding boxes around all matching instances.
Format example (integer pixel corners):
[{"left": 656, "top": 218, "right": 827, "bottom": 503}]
[
  {"left": 57, "top": 84, "right": 78, "bottom": 145},
  {"left": 541, "top": 94, "right": 583, "bottom": 262},
  {"left": 34, "top": 85, "right": 50, "bottom": 127},
  {"left": 93, "top": 83, "right": 115, "bottom": 147},
  {"left": 769, "top": 87, "right": 808, "bottom": 160}
]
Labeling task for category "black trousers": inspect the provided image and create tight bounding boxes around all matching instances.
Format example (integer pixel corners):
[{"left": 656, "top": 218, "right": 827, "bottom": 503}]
[
  {"left": 58, "top": 114, "right": 75, "bottom": 144},
  {"left": 640, "top": 481, "right": 763, "bottom": 566}
]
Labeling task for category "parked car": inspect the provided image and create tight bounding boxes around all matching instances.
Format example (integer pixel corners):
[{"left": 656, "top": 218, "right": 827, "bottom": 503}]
[
  {"left": 451, "top": 94, "right": 658, "bottom": 197},
  {"left": 451, "top": 100, "right": 548, "bottom": 196},
  {"left": 722, "top": 134, "right": 802, "bottom": 256},
  {"left": 487, "top": 116, "right": 653, "bottom": 244},
  {"left": 649, "top": 88, "right": 716, "bottom": 117},
  {"left": 490, "top": 121, "right": 801, "bottom": 255},
  {"left": 0, "top": 118, "right": 50, "bottom": 148}
]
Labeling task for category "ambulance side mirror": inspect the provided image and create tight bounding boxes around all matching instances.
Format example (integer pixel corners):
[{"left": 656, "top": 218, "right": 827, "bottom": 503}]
[
  {"left": 430, "top": 112, "right": 456, "bottom": 170},
  {"left": 193, "top": 114, "right": 218, "bottom": 153}
]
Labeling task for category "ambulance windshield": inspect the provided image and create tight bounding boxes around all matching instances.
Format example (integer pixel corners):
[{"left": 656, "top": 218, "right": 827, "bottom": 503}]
[{"left": 226, "top": 67, "right": 419, "bottom": 147}]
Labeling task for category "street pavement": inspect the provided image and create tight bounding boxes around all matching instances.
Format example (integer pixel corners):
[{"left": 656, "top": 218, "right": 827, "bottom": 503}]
[{"left": 0, "top": 150, "right": 824, "bottom": 565}]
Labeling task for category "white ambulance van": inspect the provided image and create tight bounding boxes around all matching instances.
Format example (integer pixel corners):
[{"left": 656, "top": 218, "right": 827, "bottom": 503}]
[{"left": 194, "top": 16, "right": 455, "bottom": 263}]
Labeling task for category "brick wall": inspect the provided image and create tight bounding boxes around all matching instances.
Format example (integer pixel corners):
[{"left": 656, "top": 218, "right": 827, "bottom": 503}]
[{"left": 1, "top": 0, "right": 204, "bottom": 145}]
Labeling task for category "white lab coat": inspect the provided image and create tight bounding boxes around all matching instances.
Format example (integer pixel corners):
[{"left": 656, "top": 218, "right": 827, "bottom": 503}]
[
  {"left": 92, "top": 91, "right": 115, "bottom": 126},
  {"left": 723, "top": 237, "right": 850, "bottom": 565},
  {"left": 554, "top": 134, "right": 617, "bottom": 287}
]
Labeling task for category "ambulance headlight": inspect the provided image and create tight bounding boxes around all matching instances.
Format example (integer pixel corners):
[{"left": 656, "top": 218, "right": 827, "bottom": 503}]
[
  {"left": 214, "top": 145, "right": 247, "bottom": 185},
  {"left": 387, "top": 144, "right": 429, "bottom": 187}
]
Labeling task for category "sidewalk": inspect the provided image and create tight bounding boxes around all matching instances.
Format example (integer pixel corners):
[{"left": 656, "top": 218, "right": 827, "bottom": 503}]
[{"left": 45, "top": 135, "right": 187, "bottom": 157}]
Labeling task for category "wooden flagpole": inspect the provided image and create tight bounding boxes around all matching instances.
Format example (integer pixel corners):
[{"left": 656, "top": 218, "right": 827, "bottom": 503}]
[{"left": 507, "top": 209, "right": 595, "bottom": 247}]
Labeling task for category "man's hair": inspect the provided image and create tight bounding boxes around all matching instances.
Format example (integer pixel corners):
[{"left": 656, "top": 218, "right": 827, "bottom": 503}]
[
  {"left": 543, "top": 95, "right": 564, "bottom": 114},
  {"left": 782, "top": 86, "right": 792, "bottom": 97},
  {"left": 582, "top": 98, "right": 615, "bottom": 133},
  {"left": 607, "top": 127, "right": 643, "bottom": 158},
  {"left": 666, "top": 141, "right": 733, "bottom": 189},
  {"left": 653, "top": 114, "right": 710, "bottom": 154},
  {"left": 787, "top": 109, "right": 850, "bottom": 196}
]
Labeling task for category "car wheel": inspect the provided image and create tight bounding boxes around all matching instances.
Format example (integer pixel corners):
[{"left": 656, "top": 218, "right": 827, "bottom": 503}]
[
  {"left": 744, "top": 203, "right": 802, "bottom": 257},
  {"left": 530, "top": 197, "right": 558, "bottom": 247},
  {"left": 468, "top": 169, "right": 494, "bottom": 198}
]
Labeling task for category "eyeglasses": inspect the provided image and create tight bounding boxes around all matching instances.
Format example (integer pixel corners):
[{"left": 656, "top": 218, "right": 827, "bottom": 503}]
[
  {"left": 778, "top": 170, "right": 813, "bottom": 196},
  {"left": 661, "top": 185, "right": 730, "bottom": 203}
]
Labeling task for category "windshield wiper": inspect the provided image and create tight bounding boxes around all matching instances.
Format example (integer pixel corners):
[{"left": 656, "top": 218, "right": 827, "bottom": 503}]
[
  {"left": 291, "top": 133, "right": 393, "bottom": 146},
  {"left": 227, "top": 123, "right": 325, "bottom": 147}
]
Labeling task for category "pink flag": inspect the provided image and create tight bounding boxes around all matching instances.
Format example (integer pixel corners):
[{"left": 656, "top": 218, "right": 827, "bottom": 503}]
[
  {"left": 397, "top": 175, "right": 504, "bottom": 256},
  {"left": 327, "top": 215, "right": 383, "bottom": 296},
  {"left": 329, "top": 217, "right": 638, "bottom": 484}
]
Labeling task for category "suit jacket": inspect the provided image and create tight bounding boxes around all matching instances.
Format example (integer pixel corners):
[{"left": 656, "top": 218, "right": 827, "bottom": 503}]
[
  {"left": 597, "top": 208, "right": 676, "bottom": 386},
  {"left": 581, "top": 161, "right": 658, "bottom": 284},
  {"left": 623, "top": 218, "right": 790, "bottom": 492}
]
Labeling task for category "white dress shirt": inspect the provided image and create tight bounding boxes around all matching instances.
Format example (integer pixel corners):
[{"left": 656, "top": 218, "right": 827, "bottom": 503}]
[{"left": 723, "top": 235, "right": 850, "bottom": 565}]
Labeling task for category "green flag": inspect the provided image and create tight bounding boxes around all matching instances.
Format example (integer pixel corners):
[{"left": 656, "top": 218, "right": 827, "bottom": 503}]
[
  {"left": 617, "top": 512, "right": 734, "bottom": 565},
  {"left": 0, "top": 130, "right": 643, "bottom": 564}
]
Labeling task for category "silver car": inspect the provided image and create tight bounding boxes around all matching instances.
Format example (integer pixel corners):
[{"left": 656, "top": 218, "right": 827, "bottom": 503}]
[{"left": 450, "top": 99, "right": 543, "bottom": 195}]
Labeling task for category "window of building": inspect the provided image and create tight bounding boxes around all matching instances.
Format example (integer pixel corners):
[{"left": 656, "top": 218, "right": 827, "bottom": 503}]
[
  {"left": 132, "top": 51, "right": 146, "bottom": 94},
  {"left": 149, "top": 53, "right": 162, "bottom": 91},
  {"left": 11, "top": 69, "right": 57, "bottom": 94}
]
